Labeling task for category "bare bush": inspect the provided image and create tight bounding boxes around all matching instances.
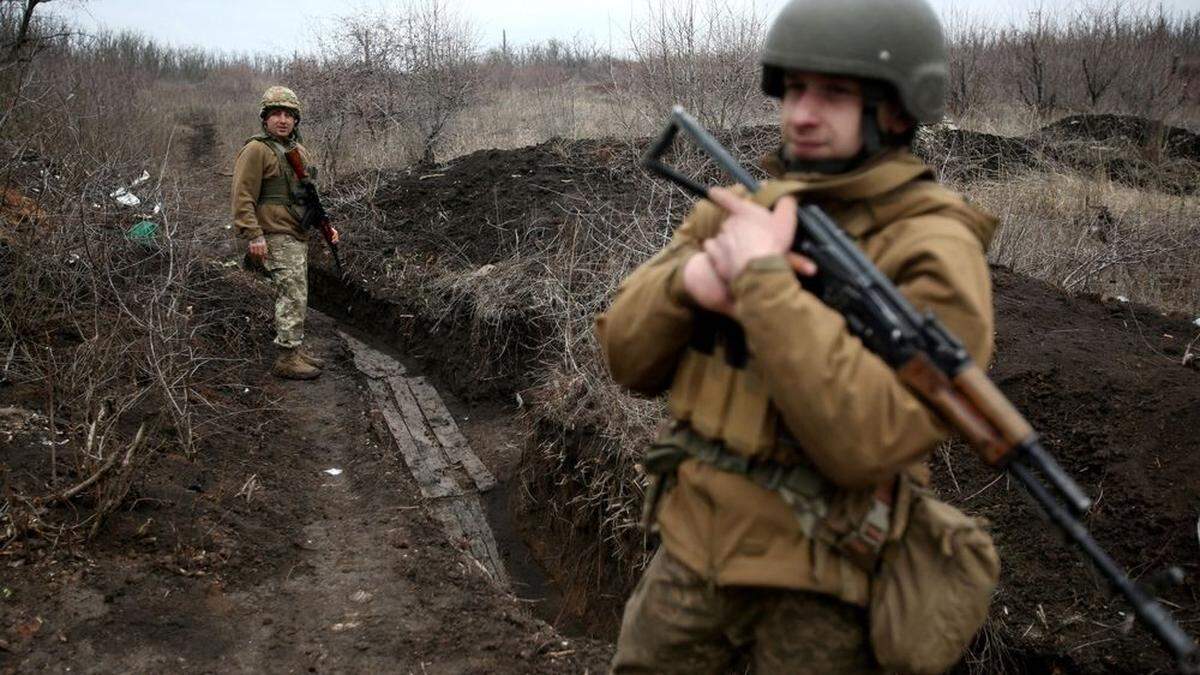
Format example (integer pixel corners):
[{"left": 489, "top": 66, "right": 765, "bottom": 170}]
[
  {"left": 945, "top": 8, "right": 995, "bottom": 117},
  {"left": 948, "top": 1, "right": 1199, "bottom": 129},
  {"left": 612, "top": 0, "right": 770, "bottom": 136},
  {"left": 291, "top": 0, "right": 482, "bottom": 176},
  {"left": 966, "top": 170, "right": 1200, "bottom": 312},
  {"left": 0, "top": 5, "right": 269, "bottom": 547}
]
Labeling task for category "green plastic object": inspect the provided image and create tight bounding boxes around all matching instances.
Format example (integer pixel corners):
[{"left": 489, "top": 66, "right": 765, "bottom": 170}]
[{"left": 127, "top": 220, "right": 158, "bottom": 241}]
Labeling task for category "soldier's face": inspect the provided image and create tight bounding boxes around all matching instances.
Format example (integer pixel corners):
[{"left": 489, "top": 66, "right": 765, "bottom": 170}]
[
  {"left": 264, "top": 108, "right": 296, "bottom": 139},
  {"left": 779, "top": 72, "right": 866, "bottom": 161}
]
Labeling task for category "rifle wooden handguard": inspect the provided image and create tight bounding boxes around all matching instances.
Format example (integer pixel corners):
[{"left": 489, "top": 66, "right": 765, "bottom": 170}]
[{"left": 898, "top": 354, "right": 1032, "bottom": 467}]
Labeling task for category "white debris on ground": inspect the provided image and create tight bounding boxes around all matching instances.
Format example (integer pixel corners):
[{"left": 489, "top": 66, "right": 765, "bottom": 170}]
[
  {"left": 324, "top": 468, "right": 343, "bottom": 476},
  {"left": 109, "top": 187, "right": 141, "bottom": 207},
  {"left": 109, "top": 170, "right": 151, "bottom": 207},
  {"left": 1193, "top": 317, "right": 1200, "bottom": 328}
]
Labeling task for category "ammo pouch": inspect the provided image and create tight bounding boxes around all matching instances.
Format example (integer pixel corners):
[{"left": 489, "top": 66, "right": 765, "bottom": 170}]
[{"left": 869, "top": 488, "right": 1000, "bottom": 674}]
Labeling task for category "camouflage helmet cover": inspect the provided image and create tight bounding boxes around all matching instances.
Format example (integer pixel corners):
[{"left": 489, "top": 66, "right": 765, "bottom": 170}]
[
  {"left": 760, "top": 0, "right": 948, "bottom": 123},
  {"left": 260, "top": 86, "right": 302, "bottom": 119}
]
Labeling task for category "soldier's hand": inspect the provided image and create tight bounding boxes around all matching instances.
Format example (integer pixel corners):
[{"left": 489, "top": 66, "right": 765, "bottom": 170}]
[
  {"left": 249, "top": 235, "right": 268, "bottom": 261},
  {"left": 682, "top": 252, "right": 734, "bottom": 315},
  {"left": 706, "top": 188, "right": 815, "bottom": 280}
]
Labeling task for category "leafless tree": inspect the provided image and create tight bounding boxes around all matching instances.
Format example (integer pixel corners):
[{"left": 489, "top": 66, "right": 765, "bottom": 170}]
[
  {"left": 1073, "top": 1, "right": 1127, "bottom": 109},
  {"left": 618, "top": 0, "right": 768, "bottom": 133},
  {"left": 1013, "top": 5, "right": 1060, "bottom": 116},
  {"left": 294, "top": 0, "right": 481, "bottom": 172},
  {"left": 945, "top": 7, "right": 993, "bottom": 117}
]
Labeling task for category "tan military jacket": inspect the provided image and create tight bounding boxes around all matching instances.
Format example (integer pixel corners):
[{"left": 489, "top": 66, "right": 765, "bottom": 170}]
[
  {"left": 230, "top": 138, "right": 312, "bottom": 241},
  {"left": 596, "top": 150, "right": 997, "bottom": 607}
]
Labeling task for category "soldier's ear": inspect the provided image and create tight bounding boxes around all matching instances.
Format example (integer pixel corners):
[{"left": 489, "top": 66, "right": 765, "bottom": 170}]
[{"left": 878, "top": 101, "right": 915, "bottom": 136}]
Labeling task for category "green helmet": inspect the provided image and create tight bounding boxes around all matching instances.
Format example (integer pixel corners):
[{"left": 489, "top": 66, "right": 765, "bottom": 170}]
[
  {"left": 761, "top": 0, "right": 947, "bottom": 123},
  {"left": 260, "top": 86, "right": 302, "bottom": 119}
]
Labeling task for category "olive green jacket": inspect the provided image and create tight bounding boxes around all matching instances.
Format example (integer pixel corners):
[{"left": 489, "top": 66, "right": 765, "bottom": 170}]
[
  {"left": 230, "top": 138, "right": 312, "bottom": 242},
  {"left": 596, "top": 150, "right": 997, "bottom": 606}
]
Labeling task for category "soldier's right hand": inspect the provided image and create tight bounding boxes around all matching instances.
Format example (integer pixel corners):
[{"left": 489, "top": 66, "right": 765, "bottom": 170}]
[
  {"left": 682, "top": 252, "right": 734, "bottom": 316},
  {"left": 249, "top": 235, "right": 268, "bottom": 261}
]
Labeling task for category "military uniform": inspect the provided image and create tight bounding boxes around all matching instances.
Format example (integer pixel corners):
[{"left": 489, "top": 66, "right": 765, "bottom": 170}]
[
  {"left": 231, "top": 134, "right": 315, "bottom": 350},
  {"left": 598, "top": 1, "right": 998, "bottom": 670},
  {"left": 230, "top": 86, "right": 325, "bottom": 379},
  {"left": 599, "top": 152, "right": 996, "bottom": 673}
]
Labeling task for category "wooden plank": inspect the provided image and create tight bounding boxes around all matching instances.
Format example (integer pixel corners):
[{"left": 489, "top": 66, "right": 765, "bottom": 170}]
[
  {"left": 406, "top": 377, "right": 497, "bottom": 492},
  {"left": 387, "top": 376, "right": 453, "bottom": 475},
  {"left": 430, "top": 495, "right": 509, "bottom": 588},
  {"left": 339, "top": 331, "right": 406, "bottom": 379},
  {"left": 366, "top": 379, "right": 458, "bottom": 500},
  {"left": 342, "top": 332, "right": 507, "bottom": 589}
]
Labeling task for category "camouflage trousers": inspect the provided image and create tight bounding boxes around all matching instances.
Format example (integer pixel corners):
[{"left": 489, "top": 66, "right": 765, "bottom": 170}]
[
  {"left": 263, "top": 233, "right": 308, "bottom": 349},
  {"left": 611, "top": 550, "right": 879, "bottom": 675}
]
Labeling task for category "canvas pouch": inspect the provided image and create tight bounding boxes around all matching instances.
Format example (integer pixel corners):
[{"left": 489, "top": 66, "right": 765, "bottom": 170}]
[{"left": 869, "top": 487, "right": 1000, "bottom": 674}]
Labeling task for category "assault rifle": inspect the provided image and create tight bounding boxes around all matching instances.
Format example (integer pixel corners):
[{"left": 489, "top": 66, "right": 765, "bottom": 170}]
[
  {"left": 283, "top": 148, "right": 343, "bottom": 276},
  {"left": 642, "top": 106, "right": 1198, "bottom": 673}
]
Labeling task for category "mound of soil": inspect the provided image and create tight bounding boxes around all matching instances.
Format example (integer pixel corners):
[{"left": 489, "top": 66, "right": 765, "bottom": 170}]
[
  {"left": 938, "top": 268, "right": 1200, "bottom": 673},
  {"left": 918, "top": 114, "right": 1200, "bottom": 194},
  {"left": 367, "top": 138, "right": 645, "bottom": 267},
  {"left": 1039, "top": 114, "right": 1200, "bottom": 162}
]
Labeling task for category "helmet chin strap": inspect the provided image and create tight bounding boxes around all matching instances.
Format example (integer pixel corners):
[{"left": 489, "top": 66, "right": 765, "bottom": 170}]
[{"left": 781, "top": 85, "right": 888, "bottom": 175}]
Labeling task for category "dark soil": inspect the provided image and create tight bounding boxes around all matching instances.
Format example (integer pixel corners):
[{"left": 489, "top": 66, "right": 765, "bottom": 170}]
[
  {"left": 936, "top": 268, "right": 1200, "bottom": 674},
  {"left": 0, "top": 276, "right": 610, "bottom": 673}
]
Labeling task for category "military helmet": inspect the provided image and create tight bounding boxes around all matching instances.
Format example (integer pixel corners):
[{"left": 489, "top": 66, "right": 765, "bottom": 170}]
[
  {"left": 760, "top": 0, "right": 948, "bottom": 123},
  {"left": 260, "top": 86, "right": 302, "bottom": 119}
]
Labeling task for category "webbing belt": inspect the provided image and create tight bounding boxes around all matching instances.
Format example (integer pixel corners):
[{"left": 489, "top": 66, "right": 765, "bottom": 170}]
[{"left": 643, "top": 425, "right": 894, "bottom": 570}]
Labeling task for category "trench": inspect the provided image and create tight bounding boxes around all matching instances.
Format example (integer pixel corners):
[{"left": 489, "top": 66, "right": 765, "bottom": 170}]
[
  {"left": 307, "top": 266, "right": 598, "bottom": 640},
  {"left": 309, "top": 264, "right": 1093, "bottom": 672}
]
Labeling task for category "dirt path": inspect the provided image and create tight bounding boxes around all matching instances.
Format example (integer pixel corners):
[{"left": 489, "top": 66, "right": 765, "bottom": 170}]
[{"left": 1, "top": 310, "right": 611, "bottom": 673}]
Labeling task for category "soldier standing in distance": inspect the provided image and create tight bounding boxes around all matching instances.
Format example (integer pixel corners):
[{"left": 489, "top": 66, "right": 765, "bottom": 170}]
[
  {"left": 231, "top": 86, "right": 339, "bottom": 380},
  {"left": 598, "top": 0, "right": 998, "bottom": 672}
]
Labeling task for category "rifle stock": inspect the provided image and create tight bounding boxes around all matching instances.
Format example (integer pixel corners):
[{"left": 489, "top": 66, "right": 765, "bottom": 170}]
[{"left": 642, "top": 106, "right": 1198, "bottom": 673}]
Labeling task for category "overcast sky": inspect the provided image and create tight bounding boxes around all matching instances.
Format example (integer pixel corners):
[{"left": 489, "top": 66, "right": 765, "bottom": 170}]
[{"left": 48, "top": 0, "right": 1200, "bottom": 56}]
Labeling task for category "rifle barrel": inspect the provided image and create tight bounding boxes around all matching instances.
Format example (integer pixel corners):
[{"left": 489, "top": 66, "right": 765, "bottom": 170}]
[{"left": 1009, "top": 458, "right": 1198, "bottom": 669}]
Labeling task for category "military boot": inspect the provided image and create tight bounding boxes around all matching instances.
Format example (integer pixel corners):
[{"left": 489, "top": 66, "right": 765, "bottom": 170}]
[
  {"left": 272, "top": 347, "right": 321, "bottom": 380},
  {"left": 297, "top": 345, "right": 325, "bottom": 369}
]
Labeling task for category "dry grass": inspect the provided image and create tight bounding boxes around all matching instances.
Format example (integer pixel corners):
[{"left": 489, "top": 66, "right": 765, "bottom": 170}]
[
  {"left": 965, "top": 170, "right": 1199, "bottom": 312},
  {"left": 440, "top": 83, "right": 630, "bottom": 159}
]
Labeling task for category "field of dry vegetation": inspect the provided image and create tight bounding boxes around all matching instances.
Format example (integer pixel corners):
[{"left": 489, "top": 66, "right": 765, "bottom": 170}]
[{"left": 1, "top": 0, "right": 1199, "bottom": 670}]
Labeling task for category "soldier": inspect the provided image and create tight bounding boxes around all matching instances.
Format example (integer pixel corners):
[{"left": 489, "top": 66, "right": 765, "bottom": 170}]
[
  {"left": 597, "top": 0, "right": 998, "bottom": 672},
  {"left": 231, "top": 86, "right": 338, "bottom": 380}
]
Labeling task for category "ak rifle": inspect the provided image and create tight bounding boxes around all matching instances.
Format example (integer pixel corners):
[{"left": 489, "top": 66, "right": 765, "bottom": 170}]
[
  {"left": 642, "top": 106, "right": 1198, "bottom": 672},
  {"left": 283, "top": 148, "right": 343, "bottom": 276}
]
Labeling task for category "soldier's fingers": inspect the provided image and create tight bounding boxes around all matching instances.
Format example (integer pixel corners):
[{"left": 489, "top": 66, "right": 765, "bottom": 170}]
[
  {"left": 769, "top": 195, "right": 799, "bottom": 241},
  {"left": 786, "top": 252, "right": 818, "bottom": 277},
  {"left": 772, "top": 195, "right": 798, "bottom": 224},
  {"left": 703, "top": 238, "right": 733, "bottom": 280},
  {"left": 708, "top": 186, "right": 762, "bottom": 217}
]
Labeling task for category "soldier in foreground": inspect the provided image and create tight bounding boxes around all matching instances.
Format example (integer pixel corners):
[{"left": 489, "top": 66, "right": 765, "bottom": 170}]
[
  {"left": 231, "top": 86, "right": 338, "bottom": 380},
  {"left": 598, "top": 0, "right": 999, "bottom": 672}
]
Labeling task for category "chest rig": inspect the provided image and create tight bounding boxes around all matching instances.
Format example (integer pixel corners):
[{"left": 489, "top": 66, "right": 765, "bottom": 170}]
[{"left": 249, "top": 134, "right": 306, "bottom": 222}]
